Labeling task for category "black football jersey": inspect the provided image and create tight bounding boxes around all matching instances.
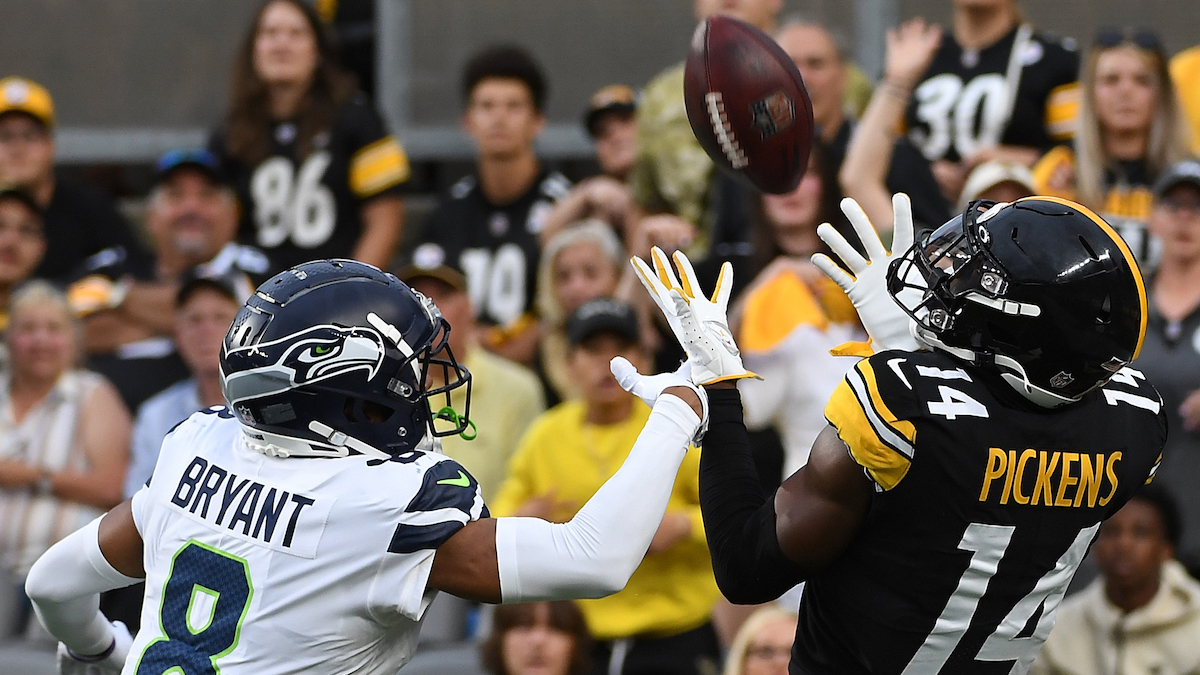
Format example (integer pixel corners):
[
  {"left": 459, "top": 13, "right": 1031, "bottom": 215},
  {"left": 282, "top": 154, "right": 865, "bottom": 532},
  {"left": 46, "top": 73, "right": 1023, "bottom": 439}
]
[
  {"left": 904, "top": 26, "right": 1080, "bottom": 162},
  {"left": 211, "top": 93, "right": 410, "bottom": 274},
  {"left": 795, "top": 349, "right": 1165, "bottom": 675},
  {"left": 414, "top": 169, "right": 571, "bottom": 327}
]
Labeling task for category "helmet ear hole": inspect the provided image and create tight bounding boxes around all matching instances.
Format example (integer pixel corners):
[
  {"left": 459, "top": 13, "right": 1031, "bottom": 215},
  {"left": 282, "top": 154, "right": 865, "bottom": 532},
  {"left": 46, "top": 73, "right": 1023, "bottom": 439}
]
[{"left": 343, "top": 398, "right": 396, "bottom": 424}]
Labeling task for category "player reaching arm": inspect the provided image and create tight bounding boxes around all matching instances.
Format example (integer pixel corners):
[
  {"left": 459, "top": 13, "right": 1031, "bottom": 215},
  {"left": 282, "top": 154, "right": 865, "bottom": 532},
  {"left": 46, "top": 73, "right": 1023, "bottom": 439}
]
[
  {"left": 637, "top": 194, "right": 1166, "bottom": 674},
  {"left": 25, "top": 260, "right": 706, "bottom": 675}
]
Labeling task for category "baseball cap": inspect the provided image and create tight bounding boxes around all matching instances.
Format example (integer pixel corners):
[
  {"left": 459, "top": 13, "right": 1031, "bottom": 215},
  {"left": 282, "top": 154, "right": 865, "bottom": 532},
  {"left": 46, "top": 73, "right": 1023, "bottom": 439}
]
[
  {"left": 155, "top": 148, "right": 225, "bottom": 186},
  {"left": 958, "top": 161, "right": 1036, "bottom": 210},
  {"left": 176, "top": 266, "right": 250, "bottom": 308},
  {"left": 583, "top": 84, "right": 637, "bottom": 138},
  {"left": 0, "top": 77, "right": 54, "bottom": 129},
  {"left": 398, "top": 243, "right": 468, "bottom": 292},
  {"left": 0, "top": 186, "right": 42, "bottom": 217},
  {"left": 567, "top": 298, "right": 640, "bottom": 346},
  {"left": 1152, "top": 158, "right": 1200, "bottom": 199}
]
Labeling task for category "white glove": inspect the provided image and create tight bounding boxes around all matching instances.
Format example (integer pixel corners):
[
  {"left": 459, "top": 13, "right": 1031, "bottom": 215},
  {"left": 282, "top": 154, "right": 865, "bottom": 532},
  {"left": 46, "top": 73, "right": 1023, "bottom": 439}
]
[
  {"left": 57, "top": 621, "right": 132, "bottom": 675},
  {"left": 631, "top": 247, "right": 759, "bottom": 385},
  {"left": 611, "top": 357, "right": 709, "bottom": 441},
  {"left": 811, "top": 194, "right": 922, "bottom": 352}
]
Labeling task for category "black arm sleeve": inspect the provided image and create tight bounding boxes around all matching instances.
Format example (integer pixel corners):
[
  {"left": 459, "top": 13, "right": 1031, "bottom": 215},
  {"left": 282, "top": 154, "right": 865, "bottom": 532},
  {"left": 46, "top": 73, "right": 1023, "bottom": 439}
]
[{"left": 700, "top": 388, "right": 809, "bottom": 604}]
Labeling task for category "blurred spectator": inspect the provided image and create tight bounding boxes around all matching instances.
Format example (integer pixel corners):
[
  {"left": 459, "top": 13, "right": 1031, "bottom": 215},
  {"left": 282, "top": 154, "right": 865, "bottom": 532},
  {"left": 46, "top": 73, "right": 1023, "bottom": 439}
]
[
  {"left": 398, "top": 261, "right": 544, "bottom": 501},
  {"left": 0, "top": 77, "right": 148, "bottom": 284},
  {"left": 1033, "top": 29, "right": 1191, "bottom": 267},
  {"left": 536, "top": 222, "right": 624, "bottom": 404},
  {"left": 839, "top": 19, "right": 951, "bottom": 231},
  {"left": 781, "top": 17, "right": 946, "bottom": 232},
  {"left": 1170, "top": 44, "right": 1200, "bottom": 153},
  {"left": 210, "top": 0, "right": 409, "bottom": 274},
  {"left": 315, "top": 0, "right": 376, "bottom": 100},
  {"left": 123, "top": 274, "right": 242, "bottom": 498},
  {"left": 0, "top": 282, "right": 129, "bottom": 636},
  {"left": 0, "top": 188, "right": 45, "bottom": 335},
  {"left": 1032, "top": 486, "right": 1200, "bottom": 675},
  {"left": 415, "top": 45, "right": 570, "bottom": 367},
  {"left": 630, "top": 0, "right": 782, "bottom": 258},
  {"left": 493, "top": 299, "right": 719, "bottom": 675},
  {"left": 903, "top": 0, "right": 1080, "bottom": 205},
  {"left": 722, "top": 607, "right": 798, "bottom": 675},
  {"left": 1132, "top": 159, "right": 1200, "bottom": 567},
  {"left": 957, "top": 160, "right": 1036, "bottom": 210},
  {"left": 541, "top": 85, "right": 638, "bottom": 245},
  {"left": 68, "top": 149, "right": 265, "bottom": 412},
  {"left": 731, "top": 145, "right": 861, "bottom": 478},
  {"left": 481, "top": 602, "right": 593, "bottom": 675}
]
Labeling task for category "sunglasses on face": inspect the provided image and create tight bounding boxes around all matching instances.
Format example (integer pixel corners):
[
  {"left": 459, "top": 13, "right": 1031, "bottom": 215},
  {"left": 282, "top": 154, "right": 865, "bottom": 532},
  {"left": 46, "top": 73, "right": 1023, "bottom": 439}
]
[{"left": 1094, "top": 28, "right": 1164, "bottom": 53}]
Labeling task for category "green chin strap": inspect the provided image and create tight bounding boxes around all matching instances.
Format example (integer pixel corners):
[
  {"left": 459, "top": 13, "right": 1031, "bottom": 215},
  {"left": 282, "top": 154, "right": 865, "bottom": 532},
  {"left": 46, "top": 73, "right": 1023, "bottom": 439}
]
[{"left": 433, "top": 406, "right": 477, "bottom": 441}]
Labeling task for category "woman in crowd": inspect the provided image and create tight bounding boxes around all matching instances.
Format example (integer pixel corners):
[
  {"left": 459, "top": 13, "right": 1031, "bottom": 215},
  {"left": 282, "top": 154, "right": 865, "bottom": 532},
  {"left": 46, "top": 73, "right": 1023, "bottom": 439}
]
[
  {"left": 535, "top": 221, "right": 623, "bottom": 404},
  {"left": 480, "top": 601, "right": 592, "bottom": 675},
  {"left": 211, "top": 0, "right": 409, "bottom": 275},
  {"left": 1132, "top": 160, "right": 1200, "bottom": 568},
  {"left": 732, "top": 142, "right": 862, "bottom": 478},
  {"left": 0, "top": 282, "right": 129, "bottom": 634},
  {"left": 722, "top": 606, "right": 798, "bottom": 675},
  {"left": 1033, "top": 29, "right": 1190, "bottom": 264}
]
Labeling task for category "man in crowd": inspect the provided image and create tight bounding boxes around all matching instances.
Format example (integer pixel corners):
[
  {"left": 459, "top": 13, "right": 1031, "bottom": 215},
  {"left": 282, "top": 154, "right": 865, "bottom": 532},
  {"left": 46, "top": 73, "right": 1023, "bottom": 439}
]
[
  {"left": 0, "top": 187, "right": 45, "bottom": 334},
  {"left": 0, "top": 77, "right": 148, "bottom": 282},
  {"left": 398, "top": 259, "right": 544, "bottom": 500},
  {"left": 631, "top": 0, "right": 782, "bottom": 258},
  {"left": 540, "top": 84, "right": 639, "bottom": 245},
  {"left": 493, "top": 299, "right": 719, "bottom": 675},
  {"left": 415, "top": 45, "right": 570, "bottom": 367},
  {"left": 773, "top": 18, "right": 947, "bottom": 230},
  {"left": 123, "top": 273, "right": 243, "bottom": 498},
  {"left": 1033, "top": 487, "right": 1200, "bottom": 675},
  {"left": 68, "top": 149, "right": 267, "bottom": 411}
]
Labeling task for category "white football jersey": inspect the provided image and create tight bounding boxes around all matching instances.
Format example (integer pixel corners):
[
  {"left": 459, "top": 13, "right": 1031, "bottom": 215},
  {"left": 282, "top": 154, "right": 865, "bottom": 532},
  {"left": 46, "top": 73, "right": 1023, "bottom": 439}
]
[{"left": 123, "top": 407, "right": 487, "bottom": 675}]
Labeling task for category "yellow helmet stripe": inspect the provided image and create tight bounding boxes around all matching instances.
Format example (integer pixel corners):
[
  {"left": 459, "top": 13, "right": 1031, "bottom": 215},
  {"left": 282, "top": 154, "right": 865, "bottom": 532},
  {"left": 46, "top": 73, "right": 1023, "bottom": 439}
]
[{"left": 1017, "top": 196, "right": 1148, "bottom": 360}]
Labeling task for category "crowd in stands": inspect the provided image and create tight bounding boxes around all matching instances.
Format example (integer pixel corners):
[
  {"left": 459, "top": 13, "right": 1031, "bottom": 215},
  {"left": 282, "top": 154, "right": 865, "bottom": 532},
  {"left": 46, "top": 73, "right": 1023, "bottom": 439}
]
[{"left": 5, "top": 0, "right": 1200, "bottom": 672}]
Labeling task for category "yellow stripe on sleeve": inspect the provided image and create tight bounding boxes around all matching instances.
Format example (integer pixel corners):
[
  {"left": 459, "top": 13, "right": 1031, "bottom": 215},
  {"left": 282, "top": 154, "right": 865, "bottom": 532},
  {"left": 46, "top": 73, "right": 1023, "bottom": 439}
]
[
  {"left": 825, "top": 378, "right": 912, "bottom": 490},
  {"left": 349, "top": 137, "right": 411, "bottom": 197},
  {"left": 1044, "top": 82, "right": 1080, "bottom": 141},
  {"left": 857, "top": 359, "right": 917, "bottom": 448}
]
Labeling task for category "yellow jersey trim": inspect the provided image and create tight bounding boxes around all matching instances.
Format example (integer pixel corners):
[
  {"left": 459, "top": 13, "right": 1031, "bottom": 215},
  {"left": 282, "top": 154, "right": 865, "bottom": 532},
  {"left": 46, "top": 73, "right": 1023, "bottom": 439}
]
[
  {"left": 825, "top": 378, "right": 911, "bottom": 490},
  {"left": 856, "top": 359, "right": 918, "bottom": 448},
  {"left": 349, "top": 136, "right": 411, "bottom": 197},
  {"left": 1044, "top": 82, "right": 1080, "bottom": 141}
]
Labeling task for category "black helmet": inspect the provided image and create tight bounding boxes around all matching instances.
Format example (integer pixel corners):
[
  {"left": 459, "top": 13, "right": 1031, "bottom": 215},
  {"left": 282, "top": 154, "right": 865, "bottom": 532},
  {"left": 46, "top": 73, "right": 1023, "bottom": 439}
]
[
  {"left": 887, "top": 197, "right": 1147, "bottom": 407},
  {"left": 219, "top": 259, "right": 472, "bottom": 459}
]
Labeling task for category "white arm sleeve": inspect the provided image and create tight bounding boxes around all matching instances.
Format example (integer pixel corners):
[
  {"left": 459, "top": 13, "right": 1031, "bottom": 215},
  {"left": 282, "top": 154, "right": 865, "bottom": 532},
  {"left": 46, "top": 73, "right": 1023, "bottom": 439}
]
[
  {"left": 25, "top": 516, "right": 142, "bottom": 655},
  {"left": 494, "top": 394, "right": 700, "bottom": 603}
]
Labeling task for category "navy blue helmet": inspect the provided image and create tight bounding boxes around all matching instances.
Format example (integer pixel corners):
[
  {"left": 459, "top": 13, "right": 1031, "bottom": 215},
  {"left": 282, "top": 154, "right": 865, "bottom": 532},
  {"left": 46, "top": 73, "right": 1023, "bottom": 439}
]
[{"left": 219, "top": 260, "right": 472, "bottom": 459}]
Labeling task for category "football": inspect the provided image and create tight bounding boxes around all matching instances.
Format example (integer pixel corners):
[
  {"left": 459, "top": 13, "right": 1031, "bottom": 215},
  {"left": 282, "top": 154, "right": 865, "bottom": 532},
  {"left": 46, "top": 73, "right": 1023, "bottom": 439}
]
[{"left": 683, "top": 15, "right": 815, "bottom": 195}]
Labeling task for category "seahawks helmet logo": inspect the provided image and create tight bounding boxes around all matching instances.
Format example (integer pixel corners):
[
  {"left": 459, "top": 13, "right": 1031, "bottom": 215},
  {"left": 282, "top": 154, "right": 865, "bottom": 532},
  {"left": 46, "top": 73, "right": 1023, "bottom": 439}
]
[{"left": 222, "top": 324, "right": 387, "bottom": 404}]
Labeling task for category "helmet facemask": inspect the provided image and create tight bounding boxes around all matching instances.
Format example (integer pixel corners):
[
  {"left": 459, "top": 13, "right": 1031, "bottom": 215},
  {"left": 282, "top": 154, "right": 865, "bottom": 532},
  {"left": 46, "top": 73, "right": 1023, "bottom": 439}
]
[{"left": 887, "top": 200, "right": 1094, "bottom": 407}]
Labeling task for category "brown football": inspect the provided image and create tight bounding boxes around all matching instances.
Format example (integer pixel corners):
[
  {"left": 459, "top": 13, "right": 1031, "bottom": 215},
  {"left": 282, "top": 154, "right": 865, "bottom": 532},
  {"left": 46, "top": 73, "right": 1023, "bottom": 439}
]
[{"left": 684, "top": 15, "right": 814, "bottom": 194}]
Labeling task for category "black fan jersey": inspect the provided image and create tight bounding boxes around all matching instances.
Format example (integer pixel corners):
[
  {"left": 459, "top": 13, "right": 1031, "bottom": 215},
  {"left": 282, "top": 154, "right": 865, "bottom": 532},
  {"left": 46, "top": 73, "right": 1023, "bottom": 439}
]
[
  {"left": 904, "top": 26, "right": 1080, "bottom": 163},
  {"left": 211, "top": 93, "right": 410, "bottom": 274},
  {"left": 795, "top": 350, "right": 1165, "bottom": 675},
  {"left": 414, "top": 169, "right": 571, "bottom": 327}
]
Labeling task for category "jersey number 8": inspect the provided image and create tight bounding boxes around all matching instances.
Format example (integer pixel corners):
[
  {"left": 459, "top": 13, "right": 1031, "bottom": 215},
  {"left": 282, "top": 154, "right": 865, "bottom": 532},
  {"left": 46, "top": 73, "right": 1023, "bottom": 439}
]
[{"left": 135, "top": 540, "right": 253, "bottom": 675}]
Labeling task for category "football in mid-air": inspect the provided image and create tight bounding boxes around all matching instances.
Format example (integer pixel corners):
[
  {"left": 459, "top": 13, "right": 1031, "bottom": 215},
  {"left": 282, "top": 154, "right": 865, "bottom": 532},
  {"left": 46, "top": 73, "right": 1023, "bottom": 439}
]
[{"left": 684, "top": 15, "right": 814, "bottom": 195}]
